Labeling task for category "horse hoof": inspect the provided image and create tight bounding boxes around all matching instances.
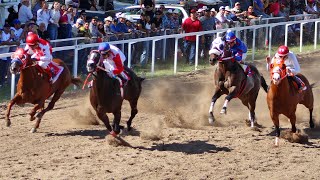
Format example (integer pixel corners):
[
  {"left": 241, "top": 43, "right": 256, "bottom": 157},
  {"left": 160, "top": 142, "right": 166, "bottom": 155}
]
[
  {"left": 220, "top": 108, "right": 227, "bottom": 114},
  {"left": 30, "top": 128, "right": 37, "bottom": 133},
  {"left": 30, "top": 116, "right": 36, "bottom": 121},
  {"left": 6, "top": 120, "right": 11, "bottom": 127},
  {"left": 310, "top": 122, "right": 315, "bottom": 129},
  {"left": 208, "top": 113, "right": 215, "bottom": 125}
]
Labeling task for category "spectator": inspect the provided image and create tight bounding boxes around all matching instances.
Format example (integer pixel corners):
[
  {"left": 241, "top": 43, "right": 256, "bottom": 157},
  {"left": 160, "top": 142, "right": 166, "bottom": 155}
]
[
  {"left": 159, "top": 4, "right": 165, "bottom": 13},
  {"left": 78, "top": 22, "right": 91, "bottom": 38},
  {"left": 151, "top": 10, "right": 163, "bottom": 30},
  {"left": 11, "top": 19, "right": 23, "bottom": 43},
  {"left": 6, "top": 6, "right": 19, "bottom": 26},
  {"left": 78, "top": 10, "right": 87, "bottom": 22},
  {"left": 290, "top": 0, "right": 306, "bottom": 15},
  {"left": 199, "top": 8, "right": 216, "bottom": 59},
  {"left": 181, "top": 8, "right": 204, "bottom": 65},
  {"left": 233, "top": 2, "right": 247, "bottom": 21},
  {"left": 37, "top": 22, "right": 50, "bottom": 40},
  {"left": 48, "top": 1, "right": 60, "bottom": 40},
  {"left": 89, "top": 16, "right": 103, "bottom": 38},
  {"left": 18, "top": 0, "right": 34, "bottom": 25},
  {"left": 66, "top": 6, "right": 75, "bottom": 38},
  {"left": 36, "top": 2, "right": 50, "bottom": 29},
  {"left": 162, "top": 9, "right": 173, "bottom": 29},
  {"left": 32, "top": 0, "right": 45, "bottom": 17},
  {"left": 246, "top": 6, "right": 259, "bottom": 20},
  {"left": 171, "top": 9, "right": 181, "bottom": 29},
  {"left": 58, "top": 4, "right": 69, "bottom": 39},
  {"left": 126, "top": 17, "right": 136, "bottom": 32},
  {"left": 253, "top": 0, "right": 270, "bottom": 18},
  {"left": 97, "top": 21, "right": 106, "bottom": 37},
  {"left": 306, "top": 0, "right": 319, "bottom": 15},
  {"left": 72, "top": 18, "right": 84, "bottom": 37},
  {"left": 140, "top": 0, "right": 155, "bottom": 19},
  {"left": 225, "top": 6, "right": 238, "bottom": 22},
  {"left": 116, "top": 14, "right": 131, "bottom": 33},
  {"left": 104, "top": 16, "right": 114, "bottom": 35},
  {"left": 216, "top": 6, "right": 232, "bottom": 29},
  {"left": 210, "top": 8, "right": 217, "bottom": 17},
  {"left": 0, "top": 24, "right": 18, "bottom": 87}
]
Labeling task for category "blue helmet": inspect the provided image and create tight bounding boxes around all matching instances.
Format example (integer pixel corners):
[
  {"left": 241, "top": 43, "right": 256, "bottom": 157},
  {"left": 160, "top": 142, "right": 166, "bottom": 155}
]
[
  {"left": 225, "top": 31, "right": 236, "bottom": 42},
  {"left": 98, "top": 42, "right": 110, "bottom": 54}
]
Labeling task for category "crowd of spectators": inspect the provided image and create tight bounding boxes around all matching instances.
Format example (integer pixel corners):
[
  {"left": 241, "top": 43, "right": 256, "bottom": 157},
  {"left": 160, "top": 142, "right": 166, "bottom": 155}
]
[{"left": 0, "top": 0, "right": 319, "bottom": 86}]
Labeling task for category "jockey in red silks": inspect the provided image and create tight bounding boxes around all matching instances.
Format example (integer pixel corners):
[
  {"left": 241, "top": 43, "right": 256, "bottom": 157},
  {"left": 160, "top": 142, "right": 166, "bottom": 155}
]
[
  {"left": 266, "top": 45, "right": 306, "bottom": 92},
  {"left": 98, "top": 42, "right": 130, "bottom": 97},
  {"left": 98, "top": 42, "right": 129, "bottom": 83},
  {"left": 24, "top": 33, "right": 62, "bottom": 83}
]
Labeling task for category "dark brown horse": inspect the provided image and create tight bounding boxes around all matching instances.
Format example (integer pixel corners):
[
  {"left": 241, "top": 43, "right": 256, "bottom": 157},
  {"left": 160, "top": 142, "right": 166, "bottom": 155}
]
[
  {"left": 5, "top": 48, "right": 82, "bottom": 133},
  {"left": 86, "top": 51, "right": 144, "bottom": 136},
  {"left": 267, "top": 59, "right": 314, "bottom": 146},
  {"left": 208, "top": 47, "right": 268, "bottom": 127}
]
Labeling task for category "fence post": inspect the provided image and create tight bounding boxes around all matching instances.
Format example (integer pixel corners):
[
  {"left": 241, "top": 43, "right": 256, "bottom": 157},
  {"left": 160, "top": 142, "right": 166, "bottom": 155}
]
[
  {"left": 268, "top": 26, "right": 273, "bottom": 57},
  {"left": 284, "top": 24, "right": 292, "bottom": 46},
  {"left": 252, "top": 28, "right": 256, "bottom": 61},
  {"left": 151, "top": 40, "right": 156, "bottom": 76},
  {"left": 174, "top": 37, "right": 178, "bottom": 74},
  {"left": 10, "top": 74, "right": 15, "bottom": 99},
  {"left": 128, "top": 42, "right": 132, "bottom": 68},
  {"left": 299, "top": 22, "right": 306, "bottom": 53},
  {"left": 162, "top": 30, "right": 167, "bottom": 61},
  {"left": 314, "top": 21, "right": 320, "bottom": 50},
  {"left": 195, "top": 35, "right": 199, "bottom": 70},
  {"left": 73, "top": 46, "right": 78, "bottom": 90}
]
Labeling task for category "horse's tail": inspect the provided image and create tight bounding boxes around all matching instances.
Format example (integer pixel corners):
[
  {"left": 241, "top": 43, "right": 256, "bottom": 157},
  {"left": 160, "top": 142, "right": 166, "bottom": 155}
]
[
  {"left": 71, "top": 77, "right": 83, "bottom": 87},
  {"left": 260, "top": 75, "right": 268, "bottom": 93}
]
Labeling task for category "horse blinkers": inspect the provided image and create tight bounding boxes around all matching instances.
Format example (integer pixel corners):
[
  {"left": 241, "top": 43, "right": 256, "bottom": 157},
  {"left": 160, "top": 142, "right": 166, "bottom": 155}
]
[{"left": 270, "top": 62, "right": 287, "bottom": 85}]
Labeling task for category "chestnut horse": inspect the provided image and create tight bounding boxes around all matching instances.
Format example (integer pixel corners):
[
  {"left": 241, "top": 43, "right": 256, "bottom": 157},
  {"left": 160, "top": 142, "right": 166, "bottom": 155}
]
[
  {"left": 267, "top": 59, "right": 314, "bottom": 146},
  {"left": 5, "top": 49, "right": 82, "bottom": 133},
  {"left": 86, "top": 51, "right": 144, "bottom": 136},
  {"left": 208, "top": 46, "right": 268, "bottom": 127}
]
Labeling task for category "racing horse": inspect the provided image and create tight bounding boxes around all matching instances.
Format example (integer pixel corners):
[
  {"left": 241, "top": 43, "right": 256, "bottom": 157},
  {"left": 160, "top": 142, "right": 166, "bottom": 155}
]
[
  {"left": 208, "top": 45, "right": 268, "bottom": 127},
  {"left": 5, "top": 48, "right": 82, "bottom": 133},
  {"left": 86, "top": 50, "right": 144, "bottom": 136},
  {"left": 267, "top": 58, "right": 314, "bottom": 146}
]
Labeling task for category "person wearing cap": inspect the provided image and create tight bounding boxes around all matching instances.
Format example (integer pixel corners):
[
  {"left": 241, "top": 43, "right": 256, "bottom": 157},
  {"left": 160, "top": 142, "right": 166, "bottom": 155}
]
[
  {"left": 104, "top": 16, "right": 114, "bottom": 36},
  {"left": 215, "top": 6, "right": 232, "bottom": 29},
  {"left": 199, "top": 8, "right": 216, "bottom": 59},
  {"left": 11, "top": 19, "right": 23, "bottom": 43},
  {"left": 24, "top": 32, "right": 62, "bottom": 83},
  {"left": 19, "top": 0, "right": 35, "bottom": 24},
  {"left": 171, "top": 9, "right": 181, "bottom": 29},
  {"left": 72, "top": 18, "right": 84, "bottom": 37},
  {"left": 162, "top": 9, "right": 173, "bottom": 29},
  {"left": 89, "top": 16, "right": 103, "bottom": 38},
  {"left": 97, "top": 42, "right": 129, "bottom": 85},
  {"left": 266, "top": 45, "right": 306, "bottom": 92},
  {"left": 0, "top": 24, "right": 18, "bottom": 87},
  {"left": 181, "top": 8, "right": 204, "bottom": 65},
  {"left": 210, "top": 8, "right": 216, "bottom": 17},
  {"left": 116, "top": 13, "right": 131, "bottom": 33},
  {"left": 48, "top": 1, "right": 60, "bottom": 40}
]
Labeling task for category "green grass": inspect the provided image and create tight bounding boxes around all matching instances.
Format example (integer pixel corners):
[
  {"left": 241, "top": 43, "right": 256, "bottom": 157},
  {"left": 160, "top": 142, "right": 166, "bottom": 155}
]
[{"left": 1, "top": 42, "right": 319, "bottom": 102}]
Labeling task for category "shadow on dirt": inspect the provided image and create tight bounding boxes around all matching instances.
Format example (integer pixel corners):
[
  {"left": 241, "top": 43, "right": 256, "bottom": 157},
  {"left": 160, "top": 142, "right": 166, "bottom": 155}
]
[{"left": 137, "top": 140, "right": 232, "bottom": 154}]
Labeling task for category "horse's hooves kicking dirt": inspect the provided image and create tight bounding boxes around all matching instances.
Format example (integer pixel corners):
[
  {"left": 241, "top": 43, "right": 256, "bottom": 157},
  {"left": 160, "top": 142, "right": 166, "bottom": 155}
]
[
  {"left": 106, "top": 135, "right": 132, "bottom": 147},
  {"left": 280, "top": 130, "right": 309, "bottom": 144}
]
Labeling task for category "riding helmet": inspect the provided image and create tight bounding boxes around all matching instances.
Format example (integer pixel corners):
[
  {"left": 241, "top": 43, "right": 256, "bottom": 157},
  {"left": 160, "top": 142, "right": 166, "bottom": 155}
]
[
  {"left": 26, "top": 33, "right": 39, "bottom": 46},
  {"left": 98, "top": 42, "right": 111, "bottom": 54},
  {"left": 225, "top": 31, "right": 236, "bottom": 42},
  {"left": 277, "top": 45, "right": 289, "bottom": 56}
]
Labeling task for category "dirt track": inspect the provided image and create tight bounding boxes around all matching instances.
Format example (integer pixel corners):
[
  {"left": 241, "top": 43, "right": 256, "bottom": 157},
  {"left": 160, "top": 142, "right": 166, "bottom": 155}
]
[{"left": 1, "top": 52, "right": 320, "bottom": 179}]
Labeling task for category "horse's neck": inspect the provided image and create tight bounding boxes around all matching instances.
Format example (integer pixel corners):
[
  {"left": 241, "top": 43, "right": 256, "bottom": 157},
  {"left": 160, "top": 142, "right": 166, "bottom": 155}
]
[
  {"left": 94, "top": 71, "right": 116, "bottom": 99},
  {"left": 19, "top": 67, "right": 41, "bottom": 90}
]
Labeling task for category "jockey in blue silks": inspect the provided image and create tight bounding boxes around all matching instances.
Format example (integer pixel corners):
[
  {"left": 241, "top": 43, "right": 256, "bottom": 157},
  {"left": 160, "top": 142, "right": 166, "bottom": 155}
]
[{"left": 225, "top": 30, "right": 251, "bottom": 75}]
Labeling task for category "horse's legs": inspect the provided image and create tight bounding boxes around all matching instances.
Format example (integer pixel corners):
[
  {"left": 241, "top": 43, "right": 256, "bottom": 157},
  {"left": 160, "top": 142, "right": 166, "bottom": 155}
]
[
  {"left": 29, "top": 102, "right": 44, "bottom": 121},
  {"left": 271, "top": 113, "right": 280, "bottom": 146},
  {"left": 112, "top": 111, "right": 121, "bottom": 135},
  {"left": 127, "top": 100, "right": 138, "bottom": 131},
  {"left": 248, "top": 96, "right": 257, "bottom": 128},
  {"left": 208, "top": 89, "right": 223, "bottom": 125},
  {"left": 97, "top": 111, "right": 112, "bottom": 133},
  {"left": 309, "top": 108, "right": 315, "bottom": 128},
  {"left": 220, "top": 86, "right": 237, "bottom": 114},
  {"left": 288, "top": 113, "right": 297, "bottom": 134},
  {"left": 5, "top": 95, "right": 22, "bottom": 127}
]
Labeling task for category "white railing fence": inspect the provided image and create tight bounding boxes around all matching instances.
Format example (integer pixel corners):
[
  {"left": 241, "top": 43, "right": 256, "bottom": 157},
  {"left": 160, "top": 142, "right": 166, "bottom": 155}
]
[{"left": 0, "top": 16, "right": 319, "bottom": 100}]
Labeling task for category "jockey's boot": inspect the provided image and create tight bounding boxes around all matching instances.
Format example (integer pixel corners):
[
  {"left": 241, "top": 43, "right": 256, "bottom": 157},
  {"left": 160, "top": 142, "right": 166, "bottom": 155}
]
[
  {"left": 119, "top": 72, "right": 129, "bottom": 86},
  {"left": 293, "top": 75, "right": 307, "bottom": 92},
  {"left": 44, "top": 67, "right": 53, "bottom": 82}
]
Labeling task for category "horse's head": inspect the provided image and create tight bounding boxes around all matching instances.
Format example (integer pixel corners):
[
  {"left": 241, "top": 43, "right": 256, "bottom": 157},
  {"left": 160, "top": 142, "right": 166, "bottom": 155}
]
[
  {"left": 86, "top": 50, "right": 101, "bottom": 73},
  {"left": 270, "top": 57, "right": 287, "bottom": 85},
  {"left": 209, "top": 41, "right": 233, "bottom": 66},
  {"left": 10, "top": 48, "right": 27, "bottom": 74}
]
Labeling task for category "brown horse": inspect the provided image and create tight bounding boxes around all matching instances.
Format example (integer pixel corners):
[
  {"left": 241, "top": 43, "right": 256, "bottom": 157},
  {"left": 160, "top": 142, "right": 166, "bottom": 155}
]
[
  {"left": 86, "top": 51, "right": 144, "bottom": 136},
  {"left": 5, "top": 48, "right": 82, "bottom": 133},
  {"left": 267, "top": 59, "right": 314, "bottom": 146},
  {"left": 208, "top": 46, "right": 268, "bottom": 127}
]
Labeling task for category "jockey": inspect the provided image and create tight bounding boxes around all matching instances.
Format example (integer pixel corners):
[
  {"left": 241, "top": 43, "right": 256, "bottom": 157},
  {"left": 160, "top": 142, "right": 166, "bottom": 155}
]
[
  {"left": 225, "top": 30, "right": 249, "bottom": 74},
  {"left": 98, "top": 42, "right": 129, "bottom": 84},
  {"left": 24, "top": 33, "right": 61, "bottom": 83},
  {"left": 266, "top": 45, "right": 306, "bottom": 92}
]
